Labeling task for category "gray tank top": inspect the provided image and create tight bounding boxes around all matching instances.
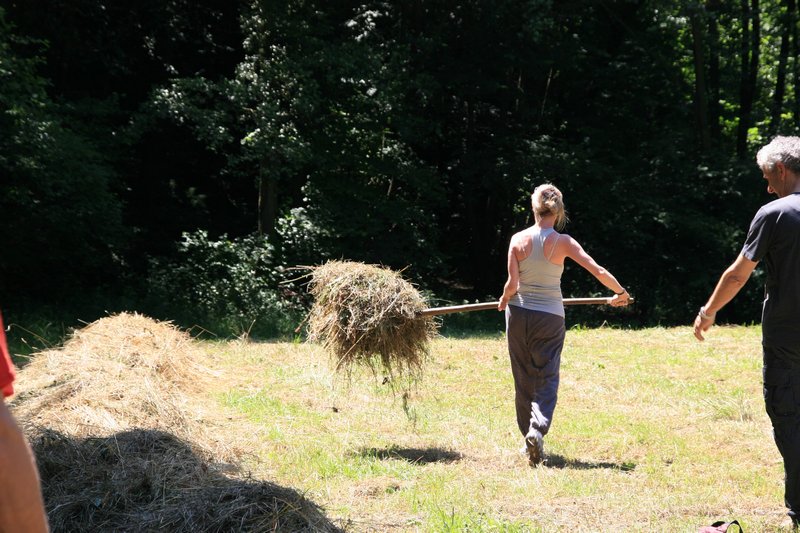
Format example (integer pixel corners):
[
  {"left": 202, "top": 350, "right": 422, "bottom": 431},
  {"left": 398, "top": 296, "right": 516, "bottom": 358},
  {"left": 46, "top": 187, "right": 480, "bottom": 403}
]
[{"left": 509, "top": 226, "right": 565, "bottom": 317}]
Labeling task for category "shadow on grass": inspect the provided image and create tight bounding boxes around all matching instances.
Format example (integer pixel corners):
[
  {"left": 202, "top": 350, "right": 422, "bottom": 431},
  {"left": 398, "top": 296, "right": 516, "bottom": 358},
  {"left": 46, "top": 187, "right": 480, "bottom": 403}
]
[
  {"left": 356, "top": 446, "right": 463, "bottom": 464},
  {"left": 29, "top": 427, "right": 344, "bottom": 532},
  {"left": 546, "top": 453, "right": 636, "bottom": 471}
]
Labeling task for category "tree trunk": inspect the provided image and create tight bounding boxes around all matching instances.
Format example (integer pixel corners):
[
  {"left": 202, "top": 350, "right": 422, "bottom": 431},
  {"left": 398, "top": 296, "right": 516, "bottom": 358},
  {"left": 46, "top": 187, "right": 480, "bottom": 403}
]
[
  {"left": 790, "top": 0, "right": 800, "bottom": 129},
  {"left": 690, "top": 7, "right": 711, "bottom": 151},
  {"left": 736, "top": 0, "right": 760, "bottom": 159},
  {"left": 770, "top": 0, "right": 791, "bottom": 135},
  {"left": 258, "top": 161, "right": 277, "bottom": 237},
  {"left": 707, "top": 0, "right": 722, "bottom": 142},
  {"left": 749, "top": 0, "right": 761, "bottom": 134}
]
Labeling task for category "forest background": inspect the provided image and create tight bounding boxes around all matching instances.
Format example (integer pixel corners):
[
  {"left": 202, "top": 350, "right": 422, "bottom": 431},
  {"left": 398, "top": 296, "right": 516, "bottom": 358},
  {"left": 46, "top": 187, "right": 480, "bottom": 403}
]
[{"left": 0, "top": 0, "right": 788, "bottom": 341}]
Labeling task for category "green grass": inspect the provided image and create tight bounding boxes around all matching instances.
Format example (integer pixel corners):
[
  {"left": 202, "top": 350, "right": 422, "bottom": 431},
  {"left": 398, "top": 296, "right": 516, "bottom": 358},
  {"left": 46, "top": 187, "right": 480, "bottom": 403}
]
[
  {"left": 198, "top": 323, "right": 797, "bottom": 531},
  {"left": 4, "top": 316, "right": 74, "bottom": 364}
]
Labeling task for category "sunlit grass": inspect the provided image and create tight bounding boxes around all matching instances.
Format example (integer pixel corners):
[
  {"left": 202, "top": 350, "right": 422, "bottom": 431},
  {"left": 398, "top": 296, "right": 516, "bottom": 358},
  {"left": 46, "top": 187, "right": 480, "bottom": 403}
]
[{"left": 205, "top": 324, "right": 792, "bottom": 531}]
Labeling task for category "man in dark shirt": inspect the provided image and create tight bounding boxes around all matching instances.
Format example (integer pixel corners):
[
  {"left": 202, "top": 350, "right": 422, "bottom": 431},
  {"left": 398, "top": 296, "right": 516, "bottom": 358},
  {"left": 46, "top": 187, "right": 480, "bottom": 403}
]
[{"left": 694, "top": 135, "right": 800, "bottom": 528}]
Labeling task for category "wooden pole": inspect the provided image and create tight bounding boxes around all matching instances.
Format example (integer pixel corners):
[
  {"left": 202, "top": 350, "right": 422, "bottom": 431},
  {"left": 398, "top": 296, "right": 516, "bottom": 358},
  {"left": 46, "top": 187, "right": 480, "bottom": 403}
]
[{"left": 418, "top": 297, "right": 633, "bottom": 317}]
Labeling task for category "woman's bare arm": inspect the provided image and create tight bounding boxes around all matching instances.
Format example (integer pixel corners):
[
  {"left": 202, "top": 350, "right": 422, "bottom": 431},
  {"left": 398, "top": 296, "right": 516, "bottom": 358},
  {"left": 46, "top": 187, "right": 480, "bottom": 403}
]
[{"left": 561, "top": 235, "right": 629, "bottom": 306}]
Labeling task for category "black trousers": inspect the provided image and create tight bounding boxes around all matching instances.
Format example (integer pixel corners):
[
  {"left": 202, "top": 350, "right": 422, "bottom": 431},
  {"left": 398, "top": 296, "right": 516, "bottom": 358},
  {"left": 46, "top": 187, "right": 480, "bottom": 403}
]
[{"left": 763, "top": 344, "right": 800, "bottom": 518}]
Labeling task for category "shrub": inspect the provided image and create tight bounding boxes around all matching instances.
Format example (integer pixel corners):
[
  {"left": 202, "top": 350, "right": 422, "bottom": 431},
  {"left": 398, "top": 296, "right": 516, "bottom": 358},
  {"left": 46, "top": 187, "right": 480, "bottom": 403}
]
[{"left": 147, "top": 230, "right": 302, "bottom": 338}]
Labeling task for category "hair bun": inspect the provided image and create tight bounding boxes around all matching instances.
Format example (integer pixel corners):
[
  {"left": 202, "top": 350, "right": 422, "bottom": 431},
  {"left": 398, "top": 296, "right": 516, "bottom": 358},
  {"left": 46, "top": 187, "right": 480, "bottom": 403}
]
[{"left": 531, "top": 183, "right": 568, "bottom": 230}]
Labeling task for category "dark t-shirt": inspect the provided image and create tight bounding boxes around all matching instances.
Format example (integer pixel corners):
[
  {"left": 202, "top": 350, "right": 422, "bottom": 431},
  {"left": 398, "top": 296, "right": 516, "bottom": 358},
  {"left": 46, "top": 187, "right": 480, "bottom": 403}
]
[{"left": 742, "top": 193, "right": 800, "bottom": 346}]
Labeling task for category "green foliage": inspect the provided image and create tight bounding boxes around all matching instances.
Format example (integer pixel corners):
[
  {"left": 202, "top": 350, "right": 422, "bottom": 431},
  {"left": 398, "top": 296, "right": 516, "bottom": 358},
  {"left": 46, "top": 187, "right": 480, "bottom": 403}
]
[
  {"left": 0, "top": 8, "right": 126, "bottom": 304},
  {"left": 146, "top": 230, "right": 302, "bottom": 338},
  {"left": 150, "top": 0, "right": 449, "bottom": 280},
  {"left": 0, "top": 0, "right": 795, "bottom": 329}
]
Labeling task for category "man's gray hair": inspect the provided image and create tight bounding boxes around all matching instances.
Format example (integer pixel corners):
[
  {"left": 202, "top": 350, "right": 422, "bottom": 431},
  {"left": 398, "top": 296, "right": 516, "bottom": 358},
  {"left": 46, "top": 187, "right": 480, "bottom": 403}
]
[{"left": 756, "top": 136, "right": 800, "bottom": 173}]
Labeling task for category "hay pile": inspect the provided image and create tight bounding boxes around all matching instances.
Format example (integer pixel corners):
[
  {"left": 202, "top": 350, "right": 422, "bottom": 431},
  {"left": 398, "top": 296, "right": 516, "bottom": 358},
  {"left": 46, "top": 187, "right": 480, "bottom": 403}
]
[
  {"left": 12, "top": 312, "right": 342, "bottom": 532},
  {"left": 12, "top": 312, "right": 215, "bottom": 442},
  {"left": 307, "top": 261, "right": 437, "bottom": 378}
]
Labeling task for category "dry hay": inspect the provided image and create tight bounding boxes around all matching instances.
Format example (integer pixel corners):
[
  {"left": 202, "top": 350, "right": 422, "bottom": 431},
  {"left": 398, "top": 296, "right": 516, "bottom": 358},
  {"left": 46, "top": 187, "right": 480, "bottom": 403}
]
[
  {"left": 12, "top": 312, "right": 342, "bottom": 532},
  {"left": 306, "top": 260, "right": 438, "bottom": 379},
  {"left": 12, "top": 312, "right": 217, "bottom": 444},
  {"left": 29, "top": 428, "right": 341, "bottom": 532}
]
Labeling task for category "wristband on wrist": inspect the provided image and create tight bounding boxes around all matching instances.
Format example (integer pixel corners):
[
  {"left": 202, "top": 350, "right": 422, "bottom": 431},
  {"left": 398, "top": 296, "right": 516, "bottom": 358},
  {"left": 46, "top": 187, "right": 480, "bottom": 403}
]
[
  {"left": 698, "top": 306, "right": 716, "bottom": 320},
  {"left": 615, "top": 289, "right": 626, "bottom": 295}
]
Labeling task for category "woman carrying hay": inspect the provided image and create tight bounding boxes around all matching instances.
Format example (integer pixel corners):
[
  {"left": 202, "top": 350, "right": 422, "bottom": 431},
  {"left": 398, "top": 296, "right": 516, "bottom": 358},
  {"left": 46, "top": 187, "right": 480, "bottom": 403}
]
[{"left": 498, "top": 184, "right": 630, "bottom": 466}]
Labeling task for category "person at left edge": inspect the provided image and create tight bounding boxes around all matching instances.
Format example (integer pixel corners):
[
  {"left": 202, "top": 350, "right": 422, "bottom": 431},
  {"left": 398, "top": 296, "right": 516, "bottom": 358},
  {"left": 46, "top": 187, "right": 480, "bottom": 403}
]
[{"left": 0, "top": 310, "right": 49, "bottom": 531}]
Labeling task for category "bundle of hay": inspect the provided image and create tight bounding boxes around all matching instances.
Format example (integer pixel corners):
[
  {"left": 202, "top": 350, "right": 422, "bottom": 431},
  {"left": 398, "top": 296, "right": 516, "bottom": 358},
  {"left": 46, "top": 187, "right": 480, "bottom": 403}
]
[
  {"left": 307, "top": 260, "right": 438, "bottom": 378},
  {"left": 12, "top": 312, "right": 342, "bottom": 532}
]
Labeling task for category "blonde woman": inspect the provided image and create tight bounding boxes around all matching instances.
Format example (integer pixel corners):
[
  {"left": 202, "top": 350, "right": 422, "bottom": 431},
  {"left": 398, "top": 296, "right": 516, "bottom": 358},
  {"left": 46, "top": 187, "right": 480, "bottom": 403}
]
[{"left": 498, "top": 183, "right": 630, "bottom": 465}]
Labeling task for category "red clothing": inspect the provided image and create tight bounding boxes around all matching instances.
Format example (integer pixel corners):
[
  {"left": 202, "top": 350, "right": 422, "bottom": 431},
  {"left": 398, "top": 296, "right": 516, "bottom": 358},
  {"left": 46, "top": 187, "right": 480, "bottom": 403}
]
[{"left": 0, "top": 313, "right": 16, "bottom": 397}]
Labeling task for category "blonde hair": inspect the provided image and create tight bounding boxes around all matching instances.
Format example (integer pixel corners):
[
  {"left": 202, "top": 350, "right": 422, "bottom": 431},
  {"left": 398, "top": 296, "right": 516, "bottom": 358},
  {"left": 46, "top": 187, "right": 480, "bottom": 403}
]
[{"left": 531, "top": 183, "right": 568, "bottom": 230}]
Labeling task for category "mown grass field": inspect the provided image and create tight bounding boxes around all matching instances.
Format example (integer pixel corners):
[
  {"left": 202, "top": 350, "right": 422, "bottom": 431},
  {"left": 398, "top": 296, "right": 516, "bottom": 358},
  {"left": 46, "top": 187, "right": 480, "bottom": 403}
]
[{"left": 204, "top": 324, "right": 790, "bottom": 532}]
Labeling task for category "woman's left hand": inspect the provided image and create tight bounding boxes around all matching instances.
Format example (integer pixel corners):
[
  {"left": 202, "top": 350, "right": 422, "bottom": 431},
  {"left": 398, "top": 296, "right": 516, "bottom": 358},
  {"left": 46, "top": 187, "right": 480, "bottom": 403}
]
[{"left": 610, "top": 290, "right": 630, "bottom": 307}]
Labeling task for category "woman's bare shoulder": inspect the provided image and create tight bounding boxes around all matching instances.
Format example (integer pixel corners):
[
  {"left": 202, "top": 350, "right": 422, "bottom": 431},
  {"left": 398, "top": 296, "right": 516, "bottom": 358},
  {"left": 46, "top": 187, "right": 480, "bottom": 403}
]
[
  {"left": 509, "top": 228, "right": 534, "bottom": 258},
  {"left": 510, "top": 228, "right": 533, "bottom": 245},
  {"left": 555, "top": 233, "right": 579, "bottom": 246},
  {"left": 550, "top": 233, "right": 583, "bottom": 258}
]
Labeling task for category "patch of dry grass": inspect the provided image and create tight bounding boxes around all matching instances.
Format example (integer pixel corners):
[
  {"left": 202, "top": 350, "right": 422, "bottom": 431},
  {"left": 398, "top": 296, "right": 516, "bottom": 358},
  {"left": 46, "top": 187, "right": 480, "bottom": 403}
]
[
  {"left": 11, "top": 315, "right": 791, "bottom": 531},
  {"left": 211, "top": 324, "right": 790, "bottom": 532}
]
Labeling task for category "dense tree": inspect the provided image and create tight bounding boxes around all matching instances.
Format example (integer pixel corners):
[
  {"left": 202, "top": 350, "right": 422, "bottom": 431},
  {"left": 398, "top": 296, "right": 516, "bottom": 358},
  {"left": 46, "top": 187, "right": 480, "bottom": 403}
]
[
  {"left": 736, "top": 0, "right": 761, "bottom": 158},
  {"left": 2, "top": 0, "right": 798, "bottom": 332},
  {"left": 3, "top": 0, "right": 245, "bottom": 274},
  {"left": 0, "top": 8, "right": 125, "bottom": 305}
]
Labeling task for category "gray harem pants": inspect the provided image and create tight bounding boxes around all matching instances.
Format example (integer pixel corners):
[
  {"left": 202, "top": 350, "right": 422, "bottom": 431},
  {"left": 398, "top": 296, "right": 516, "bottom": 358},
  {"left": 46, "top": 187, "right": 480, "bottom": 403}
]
[{"left": 505, "top": 305, "right": 566, "bottom": 438}]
